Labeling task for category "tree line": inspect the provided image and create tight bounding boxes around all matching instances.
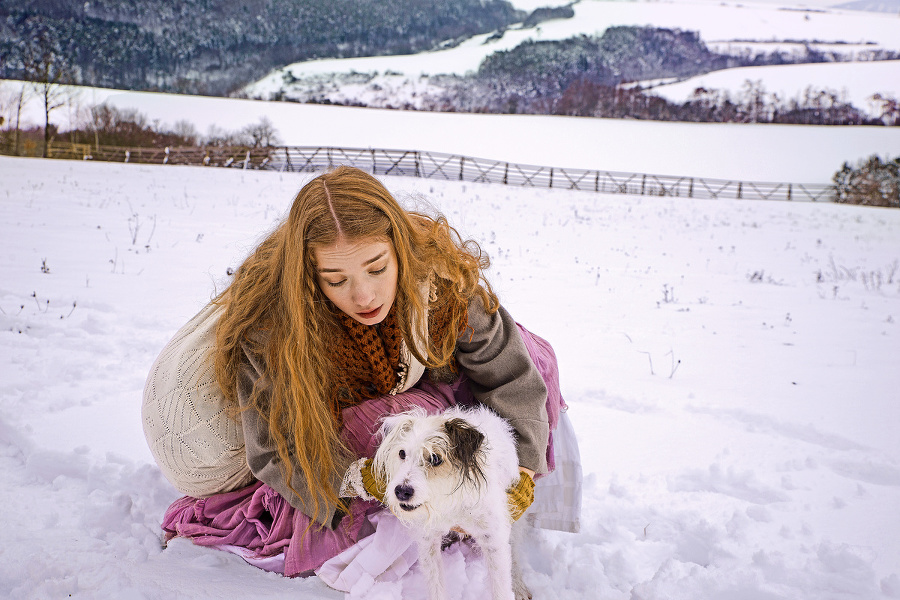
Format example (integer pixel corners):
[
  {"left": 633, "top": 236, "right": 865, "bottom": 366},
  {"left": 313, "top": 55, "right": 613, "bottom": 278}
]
[
  {"left": 0, "top": 0, "right": 523, "bottom": 95},
  {"left": 0, "top": 86, "right": 281, "bottom": 158},
  {"left": 834, "top": 155, "right": 900, "bottom": 208}
]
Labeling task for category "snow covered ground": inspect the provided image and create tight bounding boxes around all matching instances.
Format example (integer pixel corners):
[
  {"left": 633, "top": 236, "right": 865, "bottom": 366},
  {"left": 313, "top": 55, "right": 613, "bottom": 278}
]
[{"left": 1, "top": 150, "right": 899, "bottom": 598}]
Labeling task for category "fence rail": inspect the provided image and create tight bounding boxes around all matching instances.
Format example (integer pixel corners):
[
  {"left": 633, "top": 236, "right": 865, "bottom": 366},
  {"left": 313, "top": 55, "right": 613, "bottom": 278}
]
[{"left": 40, "top": 141, "right": 837, "bottom": 203}]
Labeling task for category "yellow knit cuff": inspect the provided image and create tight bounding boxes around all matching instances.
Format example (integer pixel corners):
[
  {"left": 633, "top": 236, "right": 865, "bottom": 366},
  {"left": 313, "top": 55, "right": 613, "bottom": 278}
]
[
  {"left": 507, "top": 472, "right": 535, "bottom": 521},
  {"left": 360, "top": 459, "right": 386, "bottom": 503}
]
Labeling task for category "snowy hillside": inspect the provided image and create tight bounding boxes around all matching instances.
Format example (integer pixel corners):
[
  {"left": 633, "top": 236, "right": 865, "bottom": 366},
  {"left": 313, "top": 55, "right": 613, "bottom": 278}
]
[
  {"left": 1, "top": 152, "right": 899, "bottom": 599},
  {"left": 243, "top": 0, "right": 900, "bottom": 114},
  {"left": 647, "top": 60, "right": 900, "bottom": 112},
  {"left": 833, "top": 0, "right": 900, "bottom": 13},
  {"left": 248, "top": 0, "right": 900, "bottom": 80}
]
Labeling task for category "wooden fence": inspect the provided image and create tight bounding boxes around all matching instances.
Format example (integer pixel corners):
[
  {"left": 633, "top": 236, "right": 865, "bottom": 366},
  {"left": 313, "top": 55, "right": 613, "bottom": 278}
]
[{"left": 41, "top": 142, "right": 836, "bottom": 203}]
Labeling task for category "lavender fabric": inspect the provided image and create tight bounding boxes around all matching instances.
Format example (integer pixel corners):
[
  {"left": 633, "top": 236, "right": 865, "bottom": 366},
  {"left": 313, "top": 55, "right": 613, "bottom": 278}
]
[
  {"left": 160, "top": 324, "right": 564, "bottom": 577},
  {"left": 163, "top": 482, "right": 382, "bottom": 576},
  {"left": 340, "top": 379, "right": 465, "bottom": 458}
]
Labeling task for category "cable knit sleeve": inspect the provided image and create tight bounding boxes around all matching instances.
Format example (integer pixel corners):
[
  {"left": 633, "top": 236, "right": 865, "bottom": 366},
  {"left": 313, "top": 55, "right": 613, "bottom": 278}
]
[
  {"left": 236, "top": 340, "right": 349, "bottom": 529},
  {"left": 454, "top": 297, "right": 550, "bottom": 474}
]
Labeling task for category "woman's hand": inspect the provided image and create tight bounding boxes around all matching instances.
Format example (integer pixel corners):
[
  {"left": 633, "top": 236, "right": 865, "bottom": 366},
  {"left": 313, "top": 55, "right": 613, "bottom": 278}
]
[
  {"left": 508, "top": 467, "right": 536, "bottom": 521},
  {"left": 452, "top": 468, "right": 535, "bottom": 534},
  {"left": 340, "top": 458, "right": 385, "bottom": 502}
]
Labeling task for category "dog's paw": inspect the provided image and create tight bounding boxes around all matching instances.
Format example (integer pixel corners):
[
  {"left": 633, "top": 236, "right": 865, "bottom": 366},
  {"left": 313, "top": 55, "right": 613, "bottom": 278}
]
[
  {"left": 512, "top": 578, "right": 532, "bottom": 600},
  {"left": 440, "top": 530, "right": 461, "bottom": 550}
]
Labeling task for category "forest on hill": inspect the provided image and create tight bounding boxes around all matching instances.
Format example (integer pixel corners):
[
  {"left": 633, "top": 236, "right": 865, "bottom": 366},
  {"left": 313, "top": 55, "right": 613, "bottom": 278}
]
[{"left": 0, "top": 0, "right": 523, "bottom": 95}]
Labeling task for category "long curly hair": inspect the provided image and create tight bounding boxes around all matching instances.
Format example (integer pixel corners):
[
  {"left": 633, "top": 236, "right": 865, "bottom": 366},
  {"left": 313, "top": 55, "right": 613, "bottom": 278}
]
[{"left": 213, "top": 166, "right": 498, "bottom": 523}]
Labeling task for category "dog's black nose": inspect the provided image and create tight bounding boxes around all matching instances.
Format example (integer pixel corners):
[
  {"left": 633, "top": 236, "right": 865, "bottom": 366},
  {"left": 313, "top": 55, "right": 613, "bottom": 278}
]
[{"left": 394, "top": 484, "right": 415, "bottom": 502}]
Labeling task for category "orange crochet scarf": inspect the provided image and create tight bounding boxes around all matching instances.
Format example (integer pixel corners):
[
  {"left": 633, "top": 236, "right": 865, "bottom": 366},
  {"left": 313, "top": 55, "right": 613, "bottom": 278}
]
[{"left": 328, "top": 280, "right": 467, "bottom": 424}]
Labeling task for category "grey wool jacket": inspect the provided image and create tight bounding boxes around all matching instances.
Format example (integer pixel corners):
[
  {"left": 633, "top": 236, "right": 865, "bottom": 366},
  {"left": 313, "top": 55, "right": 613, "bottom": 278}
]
[{"left": 236, "top": 296, "right": 550, "bottom": 528}]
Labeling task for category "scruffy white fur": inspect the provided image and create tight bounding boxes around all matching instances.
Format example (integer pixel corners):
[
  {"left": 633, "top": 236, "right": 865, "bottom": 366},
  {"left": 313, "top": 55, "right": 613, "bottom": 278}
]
[{"left": 372, "top": 405, "right": 531, "bottom": 600}]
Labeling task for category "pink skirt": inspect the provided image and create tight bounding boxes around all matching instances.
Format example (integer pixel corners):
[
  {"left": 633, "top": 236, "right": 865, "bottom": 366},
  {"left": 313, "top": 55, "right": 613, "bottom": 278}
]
[{"left": 160, "top": 325, "right": 564, "bottom": 577}]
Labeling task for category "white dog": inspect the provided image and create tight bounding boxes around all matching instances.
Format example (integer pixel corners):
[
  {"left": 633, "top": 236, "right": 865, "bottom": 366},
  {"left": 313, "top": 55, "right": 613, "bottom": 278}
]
[{"left": 366, "top": 404, "right": 531, "bottom": 600}]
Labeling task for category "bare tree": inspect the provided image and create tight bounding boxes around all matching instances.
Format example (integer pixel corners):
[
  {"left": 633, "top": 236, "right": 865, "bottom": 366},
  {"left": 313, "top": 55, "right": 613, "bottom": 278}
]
[
  {"left": 23, "top": 27, "right": 72, "bottom": 157},
  {"left": 241, "top": 116, "right": 280, "bottom": 147},
  {"left": 171, "top": 120, "right": 199, "bottom": 145},
  {"left": 204, "top": 123, "right": 241, "bottom": 147},
  {"left": 0, "top": 82, "right": 32, "bottom": 156},
  {"left": 0, "top": 84, "right": 12, "bottom": 151},
  {"left": 833, "top": 156, "right": 900, "bottom": 208},
  {"left": 870, "top": 93, "right": 900, "bottom": 126}
]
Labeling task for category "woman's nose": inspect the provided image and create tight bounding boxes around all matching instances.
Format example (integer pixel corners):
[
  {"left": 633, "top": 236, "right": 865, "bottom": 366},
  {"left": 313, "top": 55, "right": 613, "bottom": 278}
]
[{"left": 352, "top": 282, "right": 375, "bottom": 306}]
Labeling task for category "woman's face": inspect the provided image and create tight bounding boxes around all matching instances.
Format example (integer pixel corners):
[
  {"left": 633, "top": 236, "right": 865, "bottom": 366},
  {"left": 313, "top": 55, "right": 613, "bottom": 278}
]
[{"left": 313, "top": 236, "right": 399, "bottom": 326}]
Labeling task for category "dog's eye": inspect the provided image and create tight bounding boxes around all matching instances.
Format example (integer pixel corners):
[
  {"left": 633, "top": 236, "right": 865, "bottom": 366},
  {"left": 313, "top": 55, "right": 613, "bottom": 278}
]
[
  {"left": 429, "top": 453, "right": 443, "bottom": 467},
  {"left": 399, "top": 449, "right": 406, "bottom": 460}
]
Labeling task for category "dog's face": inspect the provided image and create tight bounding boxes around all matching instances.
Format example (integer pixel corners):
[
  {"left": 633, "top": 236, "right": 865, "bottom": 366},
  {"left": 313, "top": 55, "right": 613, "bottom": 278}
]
[{"left": 373, "top": 408, "right": 486, "bottom": 523}]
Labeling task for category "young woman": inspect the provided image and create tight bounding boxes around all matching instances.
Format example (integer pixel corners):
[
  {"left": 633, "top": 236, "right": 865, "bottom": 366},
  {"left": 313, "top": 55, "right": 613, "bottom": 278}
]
[{"left": 142, "top": 166, "right": 579, "bottom": 581}]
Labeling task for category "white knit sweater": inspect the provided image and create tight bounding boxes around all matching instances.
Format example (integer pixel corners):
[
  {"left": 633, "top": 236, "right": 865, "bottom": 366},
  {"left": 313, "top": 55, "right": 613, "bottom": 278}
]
[{"left": 141, "top": 302, "right": 254, "bottom": 497}]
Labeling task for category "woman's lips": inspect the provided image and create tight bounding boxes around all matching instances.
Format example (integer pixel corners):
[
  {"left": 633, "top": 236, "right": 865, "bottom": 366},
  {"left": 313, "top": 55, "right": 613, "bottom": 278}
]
[{"left": 357, "top": 306, "right": 381, "bottom": 319}]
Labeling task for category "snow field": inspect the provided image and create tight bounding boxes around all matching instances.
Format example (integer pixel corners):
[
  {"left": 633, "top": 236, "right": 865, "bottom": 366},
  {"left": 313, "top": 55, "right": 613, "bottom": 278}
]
[{"left": 1, "top": 156, "right": 899, "bottom": 598}]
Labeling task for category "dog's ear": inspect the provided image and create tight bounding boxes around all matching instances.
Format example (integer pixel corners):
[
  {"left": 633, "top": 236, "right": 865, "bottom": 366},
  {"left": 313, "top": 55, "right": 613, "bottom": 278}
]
[
  {"left": 374, "top": 411, "right": 417, "bottom": 477},
  {"left": 444, "top": 418, "right": 485, "bottom": 471},
  {"left": 379, "top": 412, "right": 410, "bottom": 440},
  {"left": 379, "top": 408, "right": 424, "bottom": 443}
]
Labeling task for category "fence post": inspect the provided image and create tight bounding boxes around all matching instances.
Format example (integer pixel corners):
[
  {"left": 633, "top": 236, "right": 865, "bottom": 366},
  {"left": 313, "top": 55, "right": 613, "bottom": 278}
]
[
  {"left": 415, "top": 152, "right": 420, "bottom": 177},
  {"left": 688, "top": 178, "right": 694, "bottom": 198},
  {"left": 371, "top": 148, "right": 376, "bottom": 174},
  {"left": 737, "top": 182, "right": 743, "bottom": 199},
  {"left": 549, "top": 168, "right": 554, "bottom": 189},
  {"left": 595, "top": 171, "right": 600, "bottom": 193},
  {"left": 641, "top": 174, "right": 646, "bottom": 195},
  {"left": 787, "top": 183, "right": 792, "bottom": 201},
  {"left": 459, "top": 156, "right": 465, "bottom": 181},
  {"left": 504, "top": 163, "right": 509, "bottom": 185}
]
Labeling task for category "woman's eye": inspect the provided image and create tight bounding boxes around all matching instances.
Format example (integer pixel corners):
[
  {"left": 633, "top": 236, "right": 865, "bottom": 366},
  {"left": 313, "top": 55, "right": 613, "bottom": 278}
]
[
  {"left": 370, "top": 266, "right": 387, "bottom": 276},
  {"left": 429, "top": 454, "right": 443, "bottom": 467},
  {"left": 326, "top": 279, "right": 346, "bottom": 288},
  {"left": 399, "top": 449, "right": 406, "bottom": 460}
]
